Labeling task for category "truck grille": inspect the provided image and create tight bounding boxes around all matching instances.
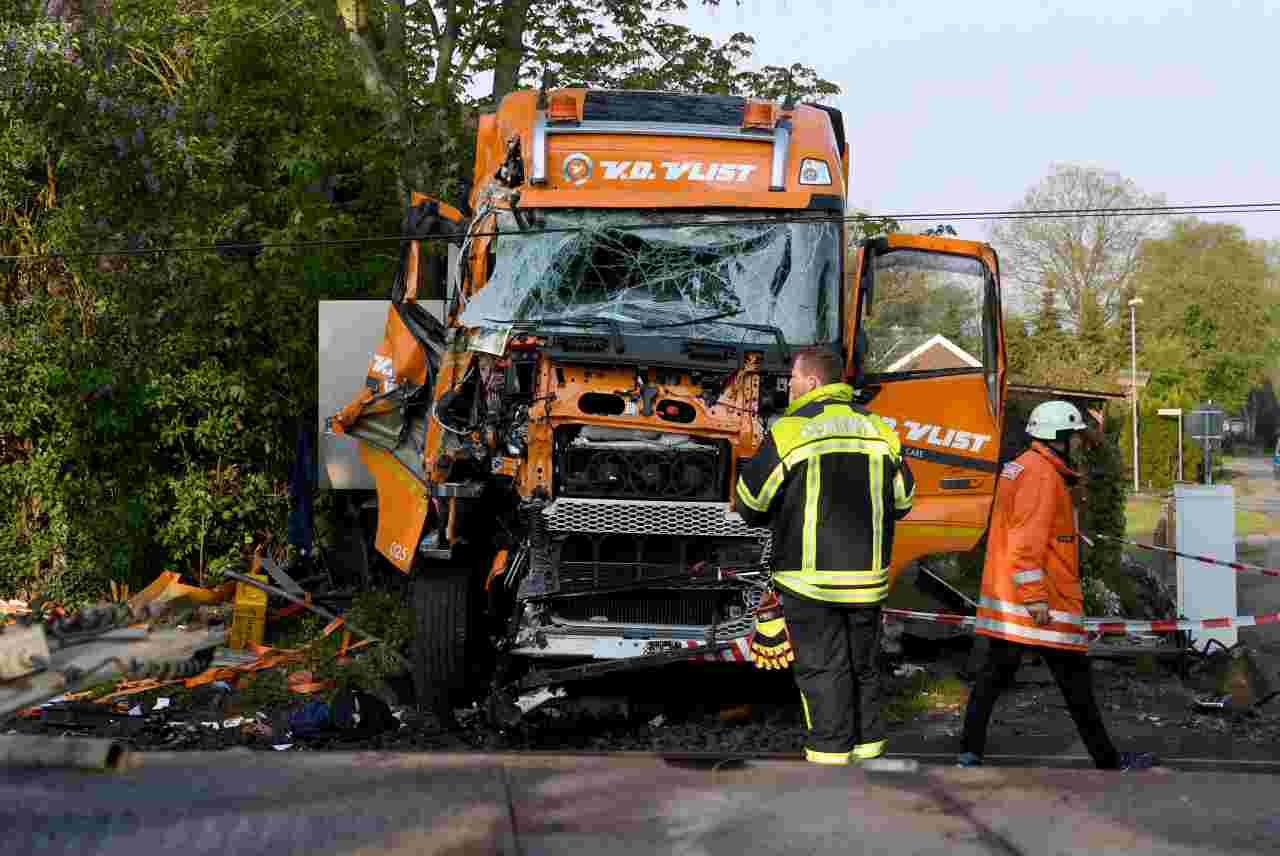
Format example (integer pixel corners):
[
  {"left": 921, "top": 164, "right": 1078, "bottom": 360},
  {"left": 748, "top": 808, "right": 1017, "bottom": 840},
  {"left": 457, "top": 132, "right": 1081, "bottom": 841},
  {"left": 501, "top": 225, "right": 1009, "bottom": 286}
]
[
  {"left": 552, "top": 589, "right": 759, "bottom": 627},
  {"left": 519, "top": 498, "right": 773, "bottom": 600},
  {"left": 542, "top": 498, "right": 770, "bottom": 540}
]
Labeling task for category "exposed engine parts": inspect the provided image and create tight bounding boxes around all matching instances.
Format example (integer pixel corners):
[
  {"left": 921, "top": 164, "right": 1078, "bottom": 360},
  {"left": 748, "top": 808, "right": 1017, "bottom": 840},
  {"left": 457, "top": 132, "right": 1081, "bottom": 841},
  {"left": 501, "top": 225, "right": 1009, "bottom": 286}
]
[
  {"left": 416, "top": 348, "right": 777, "bottom": 662},
  {"left": 557, "top": 426, "right": 727, "bottom": 502}
]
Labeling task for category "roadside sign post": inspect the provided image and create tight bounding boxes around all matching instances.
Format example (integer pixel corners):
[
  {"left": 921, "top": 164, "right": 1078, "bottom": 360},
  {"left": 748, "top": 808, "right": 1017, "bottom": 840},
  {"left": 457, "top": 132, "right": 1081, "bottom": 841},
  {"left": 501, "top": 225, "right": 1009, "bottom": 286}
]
[
  {"left": 1158, "top": 408, "right": 1183, "bottom": 482},
  {"left": 1188, "top": 401, "right": 1224, "bottom": 485}
]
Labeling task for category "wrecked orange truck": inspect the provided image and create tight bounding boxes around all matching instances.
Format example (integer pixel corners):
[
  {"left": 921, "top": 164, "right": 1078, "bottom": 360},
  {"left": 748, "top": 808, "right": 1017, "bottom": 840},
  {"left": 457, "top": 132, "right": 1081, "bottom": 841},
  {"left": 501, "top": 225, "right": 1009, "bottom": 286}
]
[{"left": 326, "top": 88, "right": 1009, "bottom": 710}]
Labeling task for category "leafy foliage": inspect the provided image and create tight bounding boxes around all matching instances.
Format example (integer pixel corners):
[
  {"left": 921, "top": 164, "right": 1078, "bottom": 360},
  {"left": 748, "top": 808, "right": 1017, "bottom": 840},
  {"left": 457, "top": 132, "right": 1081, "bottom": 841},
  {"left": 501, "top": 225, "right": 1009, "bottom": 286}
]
[
  {"left": 1131, "top": 219, "right": 1280, "bottom": 413},
  {"left": 1118, "top": 402, "right": 1218, "bottom": 493},
  {"left": 998, "top": 171, "right": 1280, "bottom": 481},
  {"left": 0, "top": 3, "right": 403, "bottom": 602},
  {"left": 990, "top": 163, "right": 1168, "bottom": 328},
  {"left": 0, "top": 1, "right": 847, "bottom": 608}
]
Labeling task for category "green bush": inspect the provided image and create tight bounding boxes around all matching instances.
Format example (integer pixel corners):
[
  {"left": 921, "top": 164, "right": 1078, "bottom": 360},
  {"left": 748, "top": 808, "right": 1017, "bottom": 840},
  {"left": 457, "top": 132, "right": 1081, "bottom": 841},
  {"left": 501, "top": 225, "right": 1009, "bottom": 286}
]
[
  {"left": 1119, "top": 403, "right": 1220, "bottom": 492},
  {"left": 0, "top": 9, "right": 403, "bottom": 607}
]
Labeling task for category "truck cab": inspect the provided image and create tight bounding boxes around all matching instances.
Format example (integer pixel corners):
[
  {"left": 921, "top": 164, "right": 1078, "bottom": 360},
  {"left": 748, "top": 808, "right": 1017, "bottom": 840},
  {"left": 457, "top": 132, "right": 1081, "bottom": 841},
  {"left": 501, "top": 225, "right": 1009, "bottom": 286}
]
[{"left": 325, "top": 88, "right": 1008, "bottom": 709}]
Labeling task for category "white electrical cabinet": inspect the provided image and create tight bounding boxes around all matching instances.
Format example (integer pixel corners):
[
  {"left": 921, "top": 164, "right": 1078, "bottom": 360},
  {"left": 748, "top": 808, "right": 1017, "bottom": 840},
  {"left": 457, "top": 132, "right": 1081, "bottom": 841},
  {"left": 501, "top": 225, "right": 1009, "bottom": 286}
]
[{"left": 1174, "top": 484, "right": 1238, "bottom": 647}]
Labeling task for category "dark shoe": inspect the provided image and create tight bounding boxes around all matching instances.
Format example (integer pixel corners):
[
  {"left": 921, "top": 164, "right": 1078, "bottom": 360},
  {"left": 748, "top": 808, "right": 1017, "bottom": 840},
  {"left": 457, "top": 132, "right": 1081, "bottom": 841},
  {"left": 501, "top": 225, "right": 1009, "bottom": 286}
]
[
  {"left": 1116, "top": 751, "right": 1157, "bottom": 771},
  {"left": 956, "top": 751, "right": 983, "bottom": 767}
]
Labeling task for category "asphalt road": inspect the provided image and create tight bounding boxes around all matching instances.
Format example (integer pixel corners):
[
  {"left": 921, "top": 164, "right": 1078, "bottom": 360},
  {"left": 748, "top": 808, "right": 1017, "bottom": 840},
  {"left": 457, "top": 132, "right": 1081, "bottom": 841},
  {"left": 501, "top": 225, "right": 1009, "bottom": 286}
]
[
  {"left": 6, "top": 751, "right": 1280, "bottom": 855},
  {"left": 1229, "top": 456, "right": 1280, "bottom": 515},
  {"left": 1219, "top": 457, "right": 1280, "bottom": 697}
]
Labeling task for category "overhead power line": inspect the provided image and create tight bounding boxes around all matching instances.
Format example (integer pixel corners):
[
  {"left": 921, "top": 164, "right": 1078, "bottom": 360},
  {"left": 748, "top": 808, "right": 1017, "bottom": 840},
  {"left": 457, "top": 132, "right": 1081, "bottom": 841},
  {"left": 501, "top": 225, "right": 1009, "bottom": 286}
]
[{"left": 2, "top": 201, "right": 1279, "bottom": 262}]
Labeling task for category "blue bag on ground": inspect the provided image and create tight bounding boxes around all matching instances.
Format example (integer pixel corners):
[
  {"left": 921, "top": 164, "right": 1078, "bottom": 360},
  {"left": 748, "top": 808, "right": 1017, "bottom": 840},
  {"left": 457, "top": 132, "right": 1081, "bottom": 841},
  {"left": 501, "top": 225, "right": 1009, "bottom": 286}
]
[{"left": 286, "top": 700, "right": 332, "bottom": 738}]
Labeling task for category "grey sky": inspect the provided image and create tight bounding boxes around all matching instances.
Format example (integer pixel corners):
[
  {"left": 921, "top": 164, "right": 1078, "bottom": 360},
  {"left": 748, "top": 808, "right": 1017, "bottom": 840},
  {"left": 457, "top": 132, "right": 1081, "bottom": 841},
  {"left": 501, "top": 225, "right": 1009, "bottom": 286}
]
[{"left": 676, "top": 0, "right": 1280, "bottom": 244}]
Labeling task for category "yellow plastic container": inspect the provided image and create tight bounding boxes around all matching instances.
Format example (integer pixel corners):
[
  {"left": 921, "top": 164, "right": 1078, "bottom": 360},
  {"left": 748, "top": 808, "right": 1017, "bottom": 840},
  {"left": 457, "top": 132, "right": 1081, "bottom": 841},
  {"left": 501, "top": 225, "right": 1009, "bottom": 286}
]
[{"left": 228, "top": 572, "right": 268, "bottom": 650}]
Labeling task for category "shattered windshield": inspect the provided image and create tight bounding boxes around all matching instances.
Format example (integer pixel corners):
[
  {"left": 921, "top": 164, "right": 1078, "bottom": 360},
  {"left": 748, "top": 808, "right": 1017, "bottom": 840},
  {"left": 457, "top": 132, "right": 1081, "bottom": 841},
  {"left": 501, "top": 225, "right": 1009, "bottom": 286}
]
[{"left": 456, "top": 209, "right": 841, "bottom": 346}]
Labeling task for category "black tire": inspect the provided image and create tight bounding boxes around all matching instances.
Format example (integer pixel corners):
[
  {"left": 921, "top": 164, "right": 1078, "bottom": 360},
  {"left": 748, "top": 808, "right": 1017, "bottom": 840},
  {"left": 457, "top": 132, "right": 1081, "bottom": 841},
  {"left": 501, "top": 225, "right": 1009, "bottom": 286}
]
[{"left": 411, "top": 565, "right": 471, "bottom": 715}]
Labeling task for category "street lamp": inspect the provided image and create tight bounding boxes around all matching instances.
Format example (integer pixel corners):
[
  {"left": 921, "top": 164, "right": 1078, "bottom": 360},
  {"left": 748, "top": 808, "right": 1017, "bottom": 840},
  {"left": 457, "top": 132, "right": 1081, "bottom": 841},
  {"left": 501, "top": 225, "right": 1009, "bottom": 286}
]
[{"left": 1129, "top": 297, "right": 1144, "bottom": 493}]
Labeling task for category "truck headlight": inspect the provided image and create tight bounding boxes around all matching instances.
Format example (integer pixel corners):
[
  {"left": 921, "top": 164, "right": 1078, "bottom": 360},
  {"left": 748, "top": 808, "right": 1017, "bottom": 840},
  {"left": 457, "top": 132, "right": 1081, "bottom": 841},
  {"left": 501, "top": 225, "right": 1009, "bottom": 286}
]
[{"left": 799, "top": 159, "right": 832, "bottom": 185}]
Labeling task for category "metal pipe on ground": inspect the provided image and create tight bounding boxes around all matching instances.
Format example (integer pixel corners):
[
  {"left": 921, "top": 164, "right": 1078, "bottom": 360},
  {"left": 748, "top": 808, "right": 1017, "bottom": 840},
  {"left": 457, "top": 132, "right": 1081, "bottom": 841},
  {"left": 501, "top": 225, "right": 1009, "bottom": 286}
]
[
  {"left": 0, "top": 735, "right": 130, "bottom": 771},
  {"left": 222, "top": 570, "right": 412, "bottom": 672}
]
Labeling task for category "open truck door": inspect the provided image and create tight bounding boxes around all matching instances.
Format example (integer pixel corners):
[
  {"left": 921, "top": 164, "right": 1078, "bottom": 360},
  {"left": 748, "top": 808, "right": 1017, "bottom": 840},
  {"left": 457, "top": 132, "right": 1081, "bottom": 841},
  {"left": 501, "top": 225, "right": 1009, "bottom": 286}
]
[
  {"left": 326, "top": 192, "right": 464, "bottom": 573},
  {"left": 845, "top": 234, "right": 1007, "bottom": 589}
]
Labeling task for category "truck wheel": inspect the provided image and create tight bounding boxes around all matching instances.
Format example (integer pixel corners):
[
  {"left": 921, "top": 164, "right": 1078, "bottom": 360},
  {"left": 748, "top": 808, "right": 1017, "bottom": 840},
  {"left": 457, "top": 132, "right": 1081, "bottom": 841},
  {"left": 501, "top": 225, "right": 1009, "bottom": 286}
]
[{"left": 411, "top": 565, "right": 470, "bottom": 717}]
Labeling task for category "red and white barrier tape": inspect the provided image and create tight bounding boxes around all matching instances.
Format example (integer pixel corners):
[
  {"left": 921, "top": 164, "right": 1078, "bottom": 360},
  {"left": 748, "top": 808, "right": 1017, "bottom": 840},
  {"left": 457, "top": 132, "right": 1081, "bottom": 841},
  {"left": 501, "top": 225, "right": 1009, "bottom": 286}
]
[
  {"left": 1084, "top": 532, "right": 1280, "bottom": 578},
  {"left": 882, "top": 606, "right": 1280, "bottom": 634}
]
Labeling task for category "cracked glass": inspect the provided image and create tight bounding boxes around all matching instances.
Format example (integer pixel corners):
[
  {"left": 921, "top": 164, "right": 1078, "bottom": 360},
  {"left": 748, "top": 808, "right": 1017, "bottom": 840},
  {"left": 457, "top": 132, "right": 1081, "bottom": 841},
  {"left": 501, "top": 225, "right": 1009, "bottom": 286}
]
[{"left": 456, "top": 209, "right": 842, "bottom": 346}]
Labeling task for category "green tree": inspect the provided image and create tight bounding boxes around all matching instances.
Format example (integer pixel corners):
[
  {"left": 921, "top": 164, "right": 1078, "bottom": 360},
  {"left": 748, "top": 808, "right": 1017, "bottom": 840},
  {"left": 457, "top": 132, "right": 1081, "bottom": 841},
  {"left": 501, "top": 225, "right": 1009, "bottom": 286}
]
[
  {"left": 991, "top": 164, "right": 1168, "bottom": 329},
  {"left": 1133, "top": 218, "right": 1280, "bottom": 412},
  {"left": 0, "top": 0, "right": 850, "bottom": 604}
]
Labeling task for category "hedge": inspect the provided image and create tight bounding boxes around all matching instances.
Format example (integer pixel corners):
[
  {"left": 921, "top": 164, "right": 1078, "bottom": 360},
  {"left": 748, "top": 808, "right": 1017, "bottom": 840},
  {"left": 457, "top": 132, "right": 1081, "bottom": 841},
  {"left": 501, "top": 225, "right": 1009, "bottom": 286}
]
[{"left": 1119, "top": 403, "right": 1220, "bottom": 493}]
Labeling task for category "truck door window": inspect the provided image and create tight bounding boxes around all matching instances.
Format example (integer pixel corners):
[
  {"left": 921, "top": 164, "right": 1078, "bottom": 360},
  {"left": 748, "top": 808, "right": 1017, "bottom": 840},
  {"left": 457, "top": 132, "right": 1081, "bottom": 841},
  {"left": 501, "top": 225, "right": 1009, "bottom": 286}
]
[{"left": 860, "top": 250, "right": 992, "bottom": 381}]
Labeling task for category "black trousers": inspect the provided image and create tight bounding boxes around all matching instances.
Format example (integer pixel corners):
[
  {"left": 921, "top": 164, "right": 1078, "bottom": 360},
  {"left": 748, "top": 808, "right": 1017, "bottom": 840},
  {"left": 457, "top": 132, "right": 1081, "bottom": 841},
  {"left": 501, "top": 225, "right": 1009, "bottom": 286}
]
[
  {"left": 782, "top": 593, "right": 883, "bottom": 754},
  {"left": 961, "top": 635, "right": 1121, "bottom": 769}
]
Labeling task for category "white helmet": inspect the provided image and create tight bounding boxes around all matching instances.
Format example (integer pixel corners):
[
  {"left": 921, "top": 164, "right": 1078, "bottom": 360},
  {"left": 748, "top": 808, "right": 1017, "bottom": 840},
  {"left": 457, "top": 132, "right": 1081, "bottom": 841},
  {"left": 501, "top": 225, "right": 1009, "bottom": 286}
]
[{"left": 1026, "top": 400, "right": 1086, "bottom": 441}]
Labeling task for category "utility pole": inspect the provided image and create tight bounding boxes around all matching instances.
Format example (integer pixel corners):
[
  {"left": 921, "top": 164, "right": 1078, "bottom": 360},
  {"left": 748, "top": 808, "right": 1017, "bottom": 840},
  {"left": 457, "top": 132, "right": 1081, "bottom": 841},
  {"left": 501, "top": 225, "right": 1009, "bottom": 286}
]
[{"left": 1129, "top": 297, "right": 1144, "bottom": 493}]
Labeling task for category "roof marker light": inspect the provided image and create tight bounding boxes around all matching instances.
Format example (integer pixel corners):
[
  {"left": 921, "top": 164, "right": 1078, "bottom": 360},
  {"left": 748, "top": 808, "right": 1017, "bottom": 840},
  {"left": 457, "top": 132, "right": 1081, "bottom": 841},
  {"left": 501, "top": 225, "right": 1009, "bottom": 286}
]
[
  {"left": 547, "top": 93, "right": 579, "bottom": 123},
  {"left": 742, "top": 100, "right": 777, "bottom": 130}
]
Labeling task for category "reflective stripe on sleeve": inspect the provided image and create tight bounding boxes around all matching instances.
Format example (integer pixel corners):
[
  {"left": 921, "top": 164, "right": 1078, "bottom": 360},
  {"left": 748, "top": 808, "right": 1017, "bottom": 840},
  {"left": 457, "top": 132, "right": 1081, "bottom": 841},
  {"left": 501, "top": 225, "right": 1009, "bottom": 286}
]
[
  {"left": 1012, "top": 569, "right": 1044, "bottom": 585},
  {"left": 736, "top": 461, "right": 786, "bottom": 512}
]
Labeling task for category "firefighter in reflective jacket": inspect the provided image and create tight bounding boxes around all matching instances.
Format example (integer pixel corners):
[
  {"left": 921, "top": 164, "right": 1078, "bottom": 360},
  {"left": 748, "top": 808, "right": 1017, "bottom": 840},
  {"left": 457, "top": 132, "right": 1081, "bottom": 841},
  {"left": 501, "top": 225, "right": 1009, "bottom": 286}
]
[
  {"left": 736, "top": 350, "right": 914, "bottom": 765},
  {"left": 956, "top": 400, "right": 1156, "bottom": 771}
]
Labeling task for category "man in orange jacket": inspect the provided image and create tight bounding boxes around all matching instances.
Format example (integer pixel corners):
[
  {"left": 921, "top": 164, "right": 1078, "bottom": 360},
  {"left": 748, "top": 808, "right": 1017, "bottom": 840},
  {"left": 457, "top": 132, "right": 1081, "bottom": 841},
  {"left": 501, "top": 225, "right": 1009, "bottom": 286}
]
[{"left": 956, "top": 400, "right": 1156, "bottom": 771}]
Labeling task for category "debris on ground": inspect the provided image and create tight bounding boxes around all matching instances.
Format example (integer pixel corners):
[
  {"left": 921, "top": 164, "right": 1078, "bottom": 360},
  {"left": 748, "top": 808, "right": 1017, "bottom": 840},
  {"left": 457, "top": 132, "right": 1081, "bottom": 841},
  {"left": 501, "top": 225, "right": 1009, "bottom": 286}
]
[{"left": 716, "top": 704, "right": 753, "bottom": 723}]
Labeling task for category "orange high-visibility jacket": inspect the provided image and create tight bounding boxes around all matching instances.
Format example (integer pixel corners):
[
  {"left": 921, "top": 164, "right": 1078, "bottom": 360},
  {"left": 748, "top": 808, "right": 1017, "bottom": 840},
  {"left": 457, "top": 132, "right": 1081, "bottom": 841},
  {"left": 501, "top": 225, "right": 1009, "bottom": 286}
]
[{"left": 976, "top": 441, "right": 1087, "bottom": 652}]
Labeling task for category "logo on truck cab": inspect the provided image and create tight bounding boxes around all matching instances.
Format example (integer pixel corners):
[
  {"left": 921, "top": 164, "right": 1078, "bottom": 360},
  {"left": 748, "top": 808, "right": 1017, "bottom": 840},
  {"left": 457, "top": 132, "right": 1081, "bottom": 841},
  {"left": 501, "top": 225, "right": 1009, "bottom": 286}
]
[
  {"left": 564, "top": 153, "right": 759, "bottom": 185},
  {"left": 879, "top": 417, "right": 993, "bottom": 454}
]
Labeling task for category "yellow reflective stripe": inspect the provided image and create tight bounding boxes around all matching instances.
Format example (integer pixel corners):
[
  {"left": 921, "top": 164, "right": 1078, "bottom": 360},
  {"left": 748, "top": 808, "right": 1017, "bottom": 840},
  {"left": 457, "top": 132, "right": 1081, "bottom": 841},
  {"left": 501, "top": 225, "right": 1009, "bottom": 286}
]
[
  {"left": 852, "top": 740, "right": 885, "bottom": 759},
  {"left": 774, "top": 574, "right": 888, "bottom": 604},
  {"left": 777, "top": 569, "right": 888, "bottom": 585},
  {"left": 804, "top": 748, "right": 851, "bottom": 765},
  {"left": 804, "top": 460, "right": 821, "bottom": 571},
  {"left": 736, "top": 461, "right": 785, "bottom": 512},
  {"left": 781, "top": 436, "right": 887, "bottom": 469},
  {"left": 894, "top": 469, "right": 913, "bottom": 510},
  {"left": 800, "top": 691, "right": 813, "bottom": 730},
  {"left": 870, "top": 453, "right": 884, "bottom": 572}
]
